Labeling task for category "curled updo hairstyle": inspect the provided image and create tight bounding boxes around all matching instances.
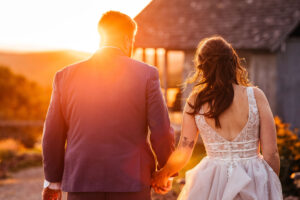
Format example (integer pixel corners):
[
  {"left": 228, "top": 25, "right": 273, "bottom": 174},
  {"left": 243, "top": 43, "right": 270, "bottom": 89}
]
[{"left": 186, "top": 36, "right": 250, "bottom": 128}]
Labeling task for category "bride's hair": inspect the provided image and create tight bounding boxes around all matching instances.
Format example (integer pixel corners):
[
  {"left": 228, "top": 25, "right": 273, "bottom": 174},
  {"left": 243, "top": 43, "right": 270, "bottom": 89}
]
[{"left": 186, "top": 36, "right": 250, "bottom": 128}]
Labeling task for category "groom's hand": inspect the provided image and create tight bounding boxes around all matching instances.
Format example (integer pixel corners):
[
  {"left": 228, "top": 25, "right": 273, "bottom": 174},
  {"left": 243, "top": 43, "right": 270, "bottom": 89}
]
[{"left": 42, "top": 187, "right": 62, "bottom": 200}]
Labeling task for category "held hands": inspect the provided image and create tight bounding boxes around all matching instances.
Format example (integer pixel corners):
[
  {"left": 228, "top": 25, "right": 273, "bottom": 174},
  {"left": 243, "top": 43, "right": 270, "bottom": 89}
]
[
  {"left": 151, "top": 169, "right": 173, "bottom": 194},
  {"left": 42, "top": 183, "right": 62, "bottom": 200},
  {"left": 42, "top": 187, "right": 62, "bottom": 200}
]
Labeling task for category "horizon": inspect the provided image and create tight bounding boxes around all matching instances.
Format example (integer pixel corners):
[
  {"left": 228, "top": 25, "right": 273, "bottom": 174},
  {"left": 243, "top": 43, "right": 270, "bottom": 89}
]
[{"left": 0, "top": 0, "right": 151, "bottom": 53}]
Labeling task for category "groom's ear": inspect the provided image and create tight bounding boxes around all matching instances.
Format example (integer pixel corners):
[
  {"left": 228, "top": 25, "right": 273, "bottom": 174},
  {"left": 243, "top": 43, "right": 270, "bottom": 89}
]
[{"left": 123, "top": 35, "right": 134, "bottom": 56}]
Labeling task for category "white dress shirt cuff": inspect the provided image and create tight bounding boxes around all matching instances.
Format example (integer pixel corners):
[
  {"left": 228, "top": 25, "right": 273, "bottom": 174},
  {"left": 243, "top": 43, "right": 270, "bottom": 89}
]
[{"left": 43, "top": 179, "right": 62, "bottom": 190}]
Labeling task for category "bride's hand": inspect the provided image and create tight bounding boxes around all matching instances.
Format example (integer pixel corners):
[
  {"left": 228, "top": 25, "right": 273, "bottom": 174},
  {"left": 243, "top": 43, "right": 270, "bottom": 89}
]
[{"left": 151, "top": 169, "right": 172, "bottom": 194}]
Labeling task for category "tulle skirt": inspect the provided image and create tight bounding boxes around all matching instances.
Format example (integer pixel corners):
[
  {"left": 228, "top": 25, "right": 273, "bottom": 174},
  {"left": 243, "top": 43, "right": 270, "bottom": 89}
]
[{"left": 178, "top": 155, "right": 282, "bottom": 200}]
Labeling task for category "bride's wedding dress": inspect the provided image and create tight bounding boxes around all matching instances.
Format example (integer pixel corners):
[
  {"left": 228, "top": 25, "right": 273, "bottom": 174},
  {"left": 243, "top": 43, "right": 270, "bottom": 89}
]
[{"left": 178, "top": 87, "right": 283, "bottom": 200}]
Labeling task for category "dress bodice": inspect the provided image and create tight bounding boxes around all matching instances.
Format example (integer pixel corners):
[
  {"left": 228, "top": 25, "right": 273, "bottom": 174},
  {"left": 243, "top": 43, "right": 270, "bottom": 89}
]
[{"left": 195, "top": 87, "right": 260, "bottom": 176}]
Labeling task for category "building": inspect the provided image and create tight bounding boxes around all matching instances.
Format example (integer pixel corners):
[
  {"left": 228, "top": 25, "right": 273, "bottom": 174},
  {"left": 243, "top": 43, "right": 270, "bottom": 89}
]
[{"left": 133, "top": 0, "right": 300, "bottom": 129}]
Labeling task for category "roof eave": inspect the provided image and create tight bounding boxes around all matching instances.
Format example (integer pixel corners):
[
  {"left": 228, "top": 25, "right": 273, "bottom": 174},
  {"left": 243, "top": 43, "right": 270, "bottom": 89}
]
[{"left": 270, "top": 21, "right": 300, "bottom": 52}]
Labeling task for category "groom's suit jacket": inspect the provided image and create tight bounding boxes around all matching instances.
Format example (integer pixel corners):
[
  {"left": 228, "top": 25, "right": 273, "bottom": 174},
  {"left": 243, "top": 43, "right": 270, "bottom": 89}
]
[{"left": 42, "top": 47, "right": 175, "bottom": 192}]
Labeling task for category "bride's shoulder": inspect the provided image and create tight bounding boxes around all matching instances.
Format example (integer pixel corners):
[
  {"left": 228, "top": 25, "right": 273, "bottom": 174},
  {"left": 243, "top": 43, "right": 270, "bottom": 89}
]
[
  {"left": 250, "top": 87, "right": 267, "bottom": 100},
  {"left": 240, "top": 85, "right": 265, "bottom": 99},
  {"left": 184, "top": 92, "right": 198, "bottom": 113},
  {"left": 187, "top": 92, "right": 198, "bottom": 103},
  {"left": 250, "top": 87, "right": 270, "bottom": 110}
]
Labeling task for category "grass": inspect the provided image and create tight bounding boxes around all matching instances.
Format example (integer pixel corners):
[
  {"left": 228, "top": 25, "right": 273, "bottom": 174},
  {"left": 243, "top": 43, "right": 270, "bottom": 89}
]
[{"left": 0, "top": 139, "right": 42, "bottom": 179}]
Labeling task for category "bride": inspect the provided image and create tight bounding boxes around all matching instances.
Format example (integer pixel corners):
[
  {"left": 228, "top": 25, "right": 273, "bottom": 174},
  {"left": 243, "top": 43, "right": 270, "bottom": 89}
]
[{"left": 151, "top": 36, "right": 283, "bottom": 199}]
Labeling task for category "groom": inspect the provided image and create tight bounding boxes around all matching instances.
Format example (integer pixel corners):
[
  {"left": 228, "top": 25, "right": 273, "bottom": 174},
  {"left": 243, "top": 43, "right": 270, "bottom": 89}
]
[{"left": 42, "top": 11, "right": 175, "bottom": 200}]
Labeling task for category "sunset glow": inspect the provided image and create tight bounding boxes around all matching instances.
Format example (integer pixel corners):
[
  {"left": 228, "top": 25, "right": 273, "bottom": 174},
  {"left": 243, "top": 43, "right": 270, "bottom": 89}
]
[{"left": 0, "top": 0, "right": 151, "bottom": 53}]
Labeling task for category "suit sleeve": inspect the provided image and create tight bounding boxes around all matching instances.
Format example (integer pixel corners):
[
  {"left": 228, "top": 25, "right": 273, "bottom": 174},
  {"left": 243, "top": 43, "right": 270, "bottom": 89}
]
[
  {"left": 42, "top": 72, "right": 67, "bottom": 182},
  {"left": 146, "top": 68, "right": 175, "bottom": 170}
]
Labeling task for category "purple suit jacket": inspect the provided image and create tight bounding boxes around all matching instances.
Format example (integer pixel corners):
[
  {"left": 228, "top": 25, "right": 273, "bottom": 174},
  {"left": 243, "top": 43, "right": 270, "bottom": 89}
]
[{"left": 42, "top": 47, "right": 175, "bottom": 192}]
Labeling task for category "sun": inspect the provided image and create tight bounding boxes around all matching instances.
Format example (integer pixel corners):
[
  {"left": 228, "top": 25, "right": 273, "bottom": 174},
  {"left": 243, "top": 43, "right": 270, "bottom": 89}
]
[{"left": 0, "top": 0, "right": 152, "bottom": 53}]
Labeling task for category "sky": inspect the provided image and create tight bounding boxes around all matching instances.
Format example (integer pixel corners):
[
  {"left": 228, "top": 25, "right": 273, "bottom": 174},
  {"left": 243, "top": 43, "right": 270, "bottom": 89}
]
[{"left": 0, "top": 0, "right": 151, "bottom": 52}]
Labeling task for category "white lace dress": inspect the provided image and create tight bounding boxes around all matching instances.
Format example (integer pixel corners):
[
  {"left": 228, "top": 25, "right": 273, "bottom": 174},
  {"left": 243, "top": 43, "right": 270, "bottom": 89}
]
[{"left": 178, "top": 87, "right": 283, "bottom": 200}]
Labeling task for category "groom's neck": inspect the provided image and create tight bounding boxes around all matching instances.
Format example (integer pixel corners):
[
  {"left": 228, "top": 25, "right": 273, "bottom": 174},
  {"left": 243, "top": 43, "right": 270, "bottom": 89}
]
[
  {"left": 100, "top": 40, "right": 124, "bottom": 50},
  {"left": 100, "top": 38, "right": 132, "bottom": 57}
]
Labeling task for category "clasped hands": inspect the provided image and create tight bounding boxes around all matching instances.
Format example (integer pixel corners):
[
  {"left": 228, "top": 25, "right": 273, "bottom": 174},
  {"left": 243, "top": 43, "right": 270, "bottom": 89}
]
[
  {"left": 42, "top": 170, "right": 172, "bottom": 199},
  {"left": 151, "top": 169, "right": 173, "bottom": 194},
  {"left": 42, "top": 183, "right": 62, "bottom": 200}
]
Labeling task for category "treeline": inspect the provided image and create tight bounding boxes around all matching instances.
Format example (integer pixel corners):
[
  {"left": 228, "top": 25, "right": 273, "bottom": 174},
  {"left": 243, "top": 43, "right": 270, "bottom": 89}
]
[
  {"left": 0, "top": 66, "right": 51, "bottom": 148},
  {"left": 0, "top": 66, "right": 51, "bottom": 120}
]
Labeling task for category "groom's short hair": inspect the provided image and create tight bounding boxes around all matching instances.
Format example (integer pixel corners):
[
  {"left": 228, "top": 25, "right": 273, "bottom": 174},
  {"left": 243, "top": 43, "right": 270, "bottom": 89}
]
[{"left": 98, "top": 11, "right": 137, "bottom": 39}]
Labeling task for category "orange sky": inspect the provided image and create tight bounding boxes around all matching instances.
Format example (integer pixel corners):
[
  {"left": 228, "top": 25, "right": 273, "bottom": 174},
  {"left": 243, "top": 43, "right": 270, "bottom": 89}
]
[{"left": 0, "top": 0, "right": 151, "bottom": 53}]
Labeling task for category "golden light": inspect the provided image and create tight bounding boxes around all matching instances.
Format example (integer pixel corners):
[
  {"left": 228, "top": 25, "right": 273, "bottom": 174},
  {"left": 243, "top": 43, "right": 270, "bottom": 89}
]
[
  {"left": 133, "top": 47, "right": 184, "bottom": 108},
  {"left": 0, "top": 0, "right": 152, "bottom": 53}
]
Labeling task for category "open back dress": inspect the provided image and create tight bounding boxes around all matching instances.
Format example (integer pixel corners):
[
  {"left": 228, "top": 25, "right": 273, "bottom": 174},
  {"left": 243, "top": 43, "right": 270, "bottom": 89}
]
[{"left": 178, "top": 87, "right": 282, "bottom": 200}]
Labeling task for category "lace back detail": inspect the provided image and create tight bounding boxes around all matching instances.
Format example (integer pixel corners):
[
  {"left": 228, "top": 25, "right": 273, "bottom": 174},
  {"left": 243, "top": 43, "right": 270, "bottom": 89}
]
[{"left": 195, "top": 87, "right": 260, "bottom": 161}]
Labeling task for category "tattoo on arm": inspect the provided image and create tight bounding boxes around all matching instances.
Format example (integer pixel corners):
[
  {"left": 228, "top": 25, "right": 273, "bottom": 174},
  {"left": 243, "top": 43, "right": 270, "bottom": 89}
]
[{"left": 180, "top": 137, "right": 195, "bottom": 149}]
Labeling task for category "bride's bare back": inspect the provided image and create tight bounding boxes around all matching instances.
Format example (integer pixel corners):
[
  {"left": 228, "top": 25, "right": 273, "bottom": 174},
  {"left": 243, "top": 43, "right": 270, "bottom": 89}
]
[{"left": 203, "top": 84, "right": 250, "bottom": 142}]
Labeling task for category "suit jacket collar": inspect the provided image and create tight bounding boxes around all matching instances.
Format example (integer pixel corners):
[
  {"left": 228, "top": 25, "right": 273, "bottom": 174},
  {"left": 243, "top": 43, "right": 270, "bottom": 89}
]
[{"left": 93, "top": 46, "right": 127, "bottom": 58}]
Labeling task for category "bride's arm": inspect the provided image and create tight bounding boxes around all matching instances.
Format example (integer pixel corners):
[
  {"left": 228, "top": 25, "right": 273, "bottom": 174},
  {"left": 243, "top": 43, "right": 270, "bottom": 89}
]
[
  {"left": 254, "top": 87, "right": 280, "bottom": 175},
  {"left": 152, "top": 97, "right": 199, "bottom": 186}
]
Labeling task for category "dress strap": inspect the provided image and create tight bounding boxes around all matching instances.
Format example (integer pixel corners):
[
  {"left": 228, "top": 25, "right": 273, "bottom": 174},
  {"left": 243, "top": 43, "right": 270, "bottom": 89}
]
[
  {"left": 246, "top": 87, "right": 258, "bottom": 119},
  {"left": 247, "top": 87, "right": 257, "bottom": 106},
  {"left": 198, "top": 106, "right": 205, "bottom": 123}
]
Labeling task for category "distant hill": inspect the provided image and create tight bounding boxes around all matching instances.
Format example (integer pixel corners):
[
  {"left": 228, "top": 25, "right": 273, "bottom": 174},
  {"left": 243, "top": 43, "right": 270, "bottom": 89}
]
[{"left": 0, "top": 49, "right": 92, "bottom": 87}]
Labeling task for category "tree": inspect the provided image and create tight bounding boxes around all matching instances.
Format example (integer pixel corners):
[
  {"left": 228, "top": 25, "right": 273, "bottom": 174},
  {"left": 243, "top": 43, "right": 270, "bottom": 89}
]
[
  {"left": 0, "top": 66, "right": 51, "bottom": 147},
  {"left": 276, "top": 116, "right": 300, "bottom": 195}
]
